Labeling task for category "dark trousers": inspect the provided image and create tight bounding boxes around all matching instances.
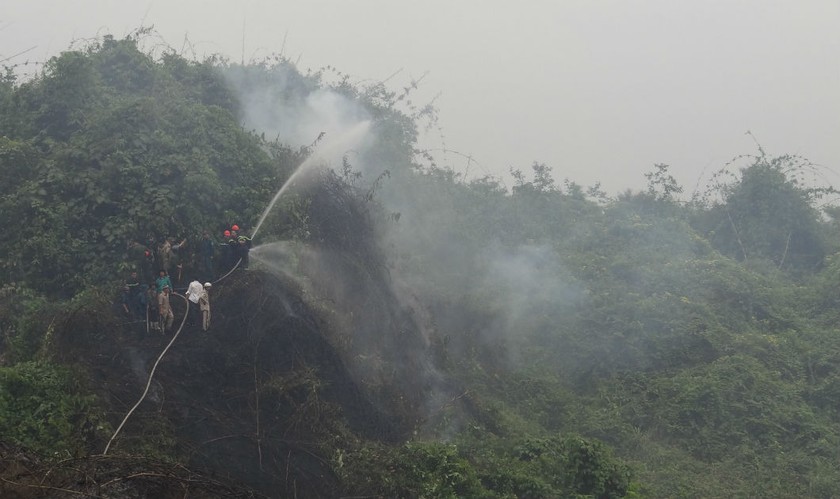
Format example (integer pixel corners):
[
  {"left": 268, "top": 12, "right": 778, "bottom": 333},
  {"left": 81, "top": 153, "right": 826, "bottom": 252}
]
[{"left": 187, "top": 301, "right": 200, "bottom": 326}]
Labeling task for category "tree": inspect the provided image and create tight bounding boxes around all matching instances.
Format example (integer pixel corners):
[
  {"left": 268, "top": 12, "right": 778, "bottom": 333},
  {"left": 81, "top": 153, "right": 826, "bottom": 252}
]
[
  {"left": 0, "top": 37, "right": 293, "bottom": 295},
  {"left": 695, "top": 153, "right": 831, "bottom": 273},
  {"left": 645, "top": 163, "right": 683, "bottom": 202}
]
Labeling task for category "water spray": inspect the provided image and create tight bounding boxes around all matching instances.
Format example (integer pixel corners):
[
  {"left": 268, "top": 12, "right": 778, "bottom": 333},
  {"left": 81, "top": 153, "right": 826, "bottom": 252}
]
[{"left": 251, "top": 120, "right": 372, "bottom": 240}]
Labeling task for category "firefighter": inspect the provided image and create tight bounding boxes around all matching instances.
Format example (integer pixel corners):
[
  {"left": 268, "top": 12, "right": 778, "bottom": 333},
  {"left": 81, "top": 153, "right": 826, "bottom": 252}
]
[
  {"left": 125, "top": 270, "right": 145, "bottom": 318},
  {"left": 198, "top": 231, "right": 214, "bottom": 281},
  {"left": 237, "top": 232, "right": 253, "bottom": 270},
  {"left": 227, "top": 230, "right": 240, "bottom": 270}
]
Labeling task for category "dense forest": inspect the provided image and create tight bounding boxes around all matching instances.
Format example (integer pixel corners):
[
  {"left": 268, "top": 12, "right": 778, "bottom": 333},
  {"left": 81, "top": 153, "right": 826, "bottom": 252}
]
[{"left": 2, "top": 34, "right": 840, "bottom": 498}]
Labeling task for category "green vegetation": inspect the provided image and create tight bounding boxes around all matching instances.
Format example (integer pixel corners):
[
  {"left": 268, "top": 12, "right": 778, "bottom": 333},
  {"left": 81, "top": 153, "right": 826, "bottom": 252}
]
[
  {"left": 0, "top": 35, "right": 303, "bottom": 296},
  {"left": 0, "top": 361, "right": 100, "bottom": 456},
  {"left": 1, "top": 33, "right": 840, "bottom": 498}
]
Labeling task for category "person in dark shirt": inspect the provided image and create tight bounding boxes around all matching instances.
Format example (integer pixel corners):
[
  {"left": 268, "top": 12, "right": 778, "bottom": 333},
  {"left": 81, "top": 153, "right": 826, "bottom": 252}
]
[
  {"left": 198, "top": 231, "right": 214, "bottom": 281},
  {"left": 238, "top": 233, "right": 253, "bottom": 270},
  {"left": 227, "top": 232, "right": 240, "bottom": 270},
  {"left": 128, "top": 241, "right": 154, "bottom": 283},
  {"left": 120, "top": 285, "right": 132, "bottom": 317}
]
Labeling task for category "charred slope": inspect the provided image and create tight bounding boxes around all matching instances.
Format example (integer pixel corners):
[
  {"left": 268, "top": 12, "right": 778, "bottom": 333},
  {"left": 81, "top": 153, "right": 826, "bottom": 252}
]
[
  {"left": 51, "top": 264, "right": 436, "bottom": 497},
  {"left": 0, "top": 441, "right": 267, "bottom": 499}
]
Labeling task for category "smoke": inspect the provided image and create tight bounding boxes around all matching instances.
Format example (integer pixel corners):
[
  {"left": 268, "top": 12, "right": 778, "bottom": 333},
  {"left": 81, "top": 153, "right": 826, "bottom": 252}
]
[
  {"left": 386, "top": 219, "right": 585, "bottom": 368},
  {"left": 223, "top": 63, "right": 372, "bottom": 154},
  {"left": 251, "top": 120, "right": 373, "bottom": 238},
  {"left": 481, "top": 244, "right": 582, "bottom": 347},
  {"left": 221, "top": 60, "right": 586, "bottom": 429},
  {"left": 251, "top": 238, "right": 442, "bottom": 425},
  {"left": 222, "top": 63, "right": 438, "bottom": 419},
  {"left": 124, "top": 346, "right": 162, "bottom": 403}
]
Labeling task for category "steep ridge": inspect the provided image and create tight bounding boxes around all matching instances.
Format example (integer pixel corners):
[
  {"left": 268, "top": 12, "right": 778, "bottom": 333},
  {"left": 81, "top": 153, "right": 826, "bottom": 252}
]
[{"left": 45, "top": 259, "right": 434, "bottom": 497}]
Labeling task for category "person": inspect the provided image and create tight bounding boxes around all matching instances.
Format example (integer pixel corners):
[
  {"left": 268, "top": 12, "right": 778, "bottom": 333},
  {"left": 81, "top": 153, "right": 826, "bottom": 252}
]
[
  {"left": 185, "top": 280, "right": 204, "bottom": 327},
  {"left": 136, "top": 285, "right": 149, "bottom": 335},
  {"left": 145, "top": 235, "right": 158, "bottom": 268},
  {"left": 199, "top": 282, "right": 212, "bottom": 331},
  {"left": 120, "top": 285, "right": 133, "bottom": 317},
  {"left": 125, "top": 270, "right": 145, "bottom": 317},
  {"left": 143, "top": 247, "right": 156, "bottom": 283},
  {"left": 158, "top": 236, "right": 187, "bottom": 275},
  {"left": 237, "top": 232, "right": 253, "bottom": 270},
  {"left": 155, "top": 270, "right": 173, "bottom": 294},
  {"left": 146, "top": 284, "right": 159, "bottom": 331},
  {"left": 158, "top": 285, "right": 174, "bottom": 333},
  {"left": 128, "top": 241, "right": 154, "bottom": 283},
  {"left": 157, "top": 238, "right": 173, "bottom": 274},
  {"left": 125, "top": 270, "right": 141, "bottom": 291},
  {"left": 221, "top": 230, "right": 232, "bottom": 270},
  {"left": 198, "top": 231, "right": 214, "bottom": 281},
  {"left": 227, "top": 231, "right": 240, "bottom": 270}
]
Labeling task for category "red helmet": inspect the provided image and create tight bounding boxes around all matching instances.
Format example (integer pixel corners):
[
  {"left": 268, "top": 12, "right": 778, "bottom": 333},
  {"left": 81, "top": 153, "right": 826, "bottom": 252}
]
[
  {"left": 231, "top": 224, "right": 240, "bottom": 231},
  {"left": 224, "top": 230, "right": 231, "bottom": 237}
]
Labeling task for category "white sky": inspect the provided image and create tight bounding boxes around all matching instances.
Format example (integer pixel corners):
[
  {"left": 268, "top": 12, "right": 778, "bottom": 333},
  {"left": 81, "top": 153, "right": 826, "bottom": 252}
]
[{"left": 2, "top": 0, "right": 839, "bottom": 194}]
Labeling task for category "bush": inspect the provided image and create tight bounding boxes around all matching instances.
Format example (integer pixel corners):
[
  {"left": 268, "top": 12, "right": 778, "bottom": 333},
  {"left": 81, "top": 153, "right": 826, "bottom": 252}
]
[{"left": 0, "top": 361, "right": 100, "bottom": 456}]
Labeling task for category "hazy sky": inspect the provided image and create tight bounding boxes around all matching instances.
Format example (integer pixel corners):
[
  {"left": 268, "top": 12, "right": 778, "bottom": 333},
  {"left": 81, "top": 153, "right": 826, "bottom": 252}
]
[{"left": 2, "top": 0, "right": 839, "bottom": 194}]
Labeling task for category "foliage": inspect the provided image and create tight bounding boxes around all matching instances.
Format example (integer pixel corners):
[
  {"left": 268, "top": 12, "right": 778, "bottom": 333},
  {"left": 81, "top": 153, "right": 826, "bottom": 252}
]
[
  {"left": 644, "top": 163, "right": 683, "bottom": 202},
  {"left": 0, "top": 37, "right": 295, "bottom": 296},
  {"left": 691, "top": 152, "right": 832, "bottom": 274},
  {"left": 338, "top": 435, "right": 633, "bottom": 499},
  {"left": 381, "top": 150, "right": 840, "bottom": 498},
  {"left": 618, "top": 355, "right": 821, "bottom": 460},
  {"left": 3, "top": 32, "right": 840, "bottom": 499},
  {"left": 0, "top": 283, "right": 53, "bottom": 362},
  {"left": 0, "top": 361, "right": 101, "bottom": 456},
  {"left": 338, "top": 441, "right": 486, "bottom": 499}
]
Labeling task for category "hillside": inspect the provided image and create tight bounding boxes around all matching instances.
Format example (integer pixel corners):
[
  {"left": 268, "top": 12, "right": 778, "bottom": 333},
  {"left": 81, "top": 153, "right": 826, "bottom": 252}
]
[{"left": 2, "top": 34, "right": 840, "bottom": 498}]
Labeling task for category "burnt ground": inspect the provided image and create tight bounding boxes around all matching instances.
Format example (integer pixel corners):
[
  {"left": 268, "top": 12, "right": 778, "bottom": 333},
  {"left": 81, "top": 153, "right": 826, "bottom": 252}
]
[
  {"left": 0, "top": 441, "right": 267, "bottom": 499},
  {"left": 5, "top": 266, "right": 438, "bottom": 498}
]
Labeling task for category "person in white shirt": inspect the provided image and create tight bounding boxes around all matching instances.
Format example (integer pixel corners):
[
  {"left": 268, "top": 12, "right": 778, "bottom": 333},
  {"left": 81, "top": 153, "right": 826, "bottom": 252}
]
[{"left": 185, "top": 280, "right": 204, "bottom": 327}]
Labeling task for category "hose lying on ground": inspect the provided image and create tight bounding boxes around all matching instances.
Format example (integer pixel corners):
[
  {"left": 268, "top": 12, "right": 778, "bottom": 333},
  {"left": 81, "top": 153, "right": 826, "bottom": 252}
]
[
  {"left": 104, "top": 252, "right": 249, "bottom": 455},
  {"left": 103, "top": 292, "right": 190, "bottom": 455}
]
